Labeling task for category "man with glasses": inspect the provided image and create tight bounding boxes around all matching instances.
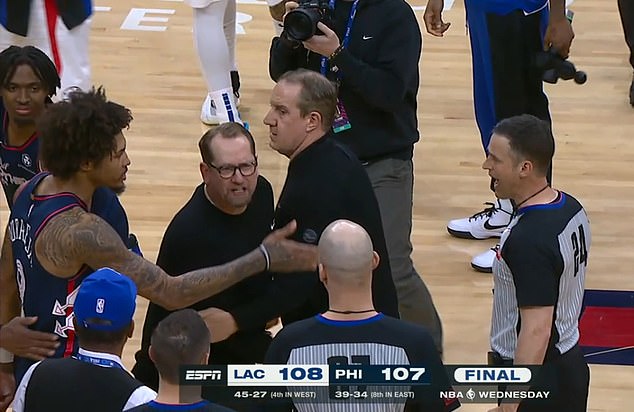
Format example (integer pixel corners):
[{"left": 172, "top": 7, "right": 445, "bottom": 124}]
[{"left": 132, "top": 122, "right": 277, "bottom": 408}]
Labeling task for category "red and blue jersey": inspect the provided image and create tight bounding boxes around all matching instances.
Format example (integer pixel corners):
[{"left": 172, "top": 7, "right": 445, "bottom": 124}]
[
  {"left": 9, "top": 172, "right": 91, "bottom": 382},
  {"left": 0, "top": 101, "right": 39, "bottom": 205}
]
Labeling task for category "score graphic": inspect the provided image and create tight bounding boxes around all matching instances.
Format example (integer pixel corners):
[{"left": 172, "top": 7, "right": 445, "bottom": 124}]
[
  {"left": 330, "top": 365, "right": 430, "bottom": 385},
  {"left": 228, "top": 365, "right": 329, "bottom": 386},
  {"left": 179, "top": 364, "right": 550, "bottom": 404},
  {"left": 453, "top": 367, "right": 532, "bottom": 384},
  {"left": 180, "top": 364, "right": 432, "bottom": 387}
]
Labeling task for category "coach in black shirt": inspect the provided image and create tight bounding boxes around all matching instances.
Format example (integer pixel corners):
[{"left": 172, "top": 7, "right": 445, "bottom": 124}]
[
  {"left": 132, "top": 123, "right": 276, "bottom": 397},
  {"left": 230, "top": 69, "right": 398, "bottom": 328}
]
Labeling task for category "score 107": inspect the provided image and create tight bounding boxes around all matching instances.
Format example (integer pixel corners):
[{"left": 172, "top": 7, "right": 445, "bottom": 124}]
[{"left": 331, "top": 366, "right": 430, "bottom": 385}]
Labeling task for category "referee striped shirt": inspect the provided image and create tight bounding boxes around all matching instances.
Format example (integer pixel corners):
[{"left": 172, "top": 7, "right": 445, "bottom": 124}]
[
  {"left": 491, "top": 191, "right": 590, "bottom": 360},
  {"left": 265, "top": 313, "right": 460, "bottom": 412}
]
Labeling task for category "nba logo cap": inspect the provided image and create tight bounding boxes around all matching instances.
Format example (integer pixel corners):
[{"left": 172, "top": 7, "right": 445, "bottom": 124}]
[{"left": 74, "top": 267, "right": 137, "bottom": 331}]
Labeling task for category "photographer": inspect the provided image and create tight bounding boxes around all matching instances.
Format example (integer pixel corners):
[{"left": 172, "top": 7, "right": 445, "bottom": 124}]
[{"left": 269, "top": 0, "right": 443, "bottom": 354}]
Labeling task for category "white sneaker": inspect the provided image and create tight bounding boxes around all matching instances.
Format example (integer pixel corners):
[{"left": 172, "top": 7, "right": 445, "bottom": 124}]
[
  {"left": 200, "top": 94, "right": 218, "bottom": 125},
  {"left": 200, "top": 88, "right": 242, "bottom": 125},
  {"left": 471, "top": 244, "right": 499, "bottom": 273},
  {"left": 447, "top": 199, "right": 513, "bottom": 239}
]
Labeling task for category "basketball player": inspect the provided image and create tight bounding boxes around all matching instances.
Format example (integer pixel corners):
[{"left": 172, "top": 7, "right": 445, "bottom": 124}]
[
  {"left": 0, "top": 46, "right": 127, "bottom": 235},
  {"left": 0, "top": 45, "right": 59, "bottom": 204},
  {"left": 618, "top": 0, "right": 634, "bottom": 106},
  {"left": 11, "top": 268, "right": 157, "bottom": 412},
  {"left": 187, "top": 0, "right": 242, "bottom": 125},
  {"left": 0, "top": 88, "right": 316, "bottom": 408},
  {"left": 264, "top": 219, "right": 460, "bottom": 412},
  {"left": 424, "top": 0, "right": 574, "bottom": 273},
  {"left": 0, "top": 46, "right": 142, "bottom": 366},
  {"left": 129, "top": 309, "right": 235, "bottom": 412},
  {"left": 0, "top": 0, "right": 92, "bottom": 97},
  {"left": 485, "top": 115, "right": 590, "bottom": 412}
]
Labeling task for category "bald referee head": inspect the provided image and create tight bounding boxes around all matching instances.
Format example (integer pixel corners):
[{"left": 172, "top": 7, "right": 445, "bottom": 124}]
[{"left": 317, "top": 220, "right": 380, "bottom": 315}]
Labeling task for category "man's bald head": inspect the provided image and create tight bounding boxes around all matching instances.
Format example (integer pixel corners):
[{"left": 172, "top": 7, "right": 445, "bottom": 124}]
[{"left": 318, "top": 220, "right": 376, "bottom": 284}]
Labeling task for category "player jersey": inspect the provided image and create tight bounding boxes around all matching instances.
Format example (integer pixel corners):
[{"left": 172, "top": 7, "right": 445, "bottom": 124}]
[
  {"left": 265, "top": 313, "right": 460, "bottom": 412},
  {"left": 9, "top": 172, "right": 92, "bottom": 381},
  {"left": 491, "top": 191, "right": 591, "bottom": 360},
  {"left": 0, "top": 101, "right": 40, "bottom": 205}
]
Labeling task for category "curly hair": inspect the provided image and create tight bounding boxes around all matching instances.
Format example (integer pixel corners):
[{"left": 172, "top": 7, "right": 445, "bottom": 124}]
[
  {"left": 0, "top": 45, "right": 60, "bottom": 97},
  {"left": 38, "top": 87, "right": 133, "bottom": 179}
]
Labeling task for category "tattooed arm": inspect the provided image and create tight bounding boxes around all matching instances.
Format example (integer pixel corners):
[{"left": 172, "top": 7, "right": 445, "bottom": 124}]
[{"left": 36, "top": 208, "right": 317, "bottom": 310}]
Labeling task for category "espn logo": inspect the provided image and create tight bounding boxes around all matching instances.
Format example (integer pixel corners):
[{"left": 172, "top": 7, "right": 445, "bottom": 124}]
[{"left": 184, "top": 369, "right": 222, "bottom": 381}]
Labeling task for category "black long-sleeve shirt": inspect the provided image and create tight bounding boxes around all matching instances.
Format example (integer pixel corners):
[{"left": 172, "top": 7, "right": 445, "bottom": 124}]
[
  {"left": 269, "top": 0, "right": 422, "bottom": 162},
  {"left": 231, "top": 136, "right": 400, "bottom": 327},
  {"left": 132, "top": 178, "right": 274, "bottom": 389}
]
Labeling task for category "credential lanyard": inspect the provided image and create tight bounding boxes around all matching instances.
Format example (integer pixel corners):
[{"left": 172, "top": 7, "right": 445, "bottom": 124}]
[
  {"left": 74, "top": 353, "right": 124, "bottom": 369},
  {"left": 320, "top": 0, "right": 360, "bottom": 77}
]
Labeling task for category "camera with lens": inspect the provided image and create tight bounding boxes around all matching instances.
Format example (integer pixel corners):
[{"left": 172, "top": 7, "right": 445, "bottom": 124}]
[
  {"left": 535, "top": 48, "right": 587, "bottom": 85},
  {"left": 283, "top": 0, "right": 334, "bottom": 42}
]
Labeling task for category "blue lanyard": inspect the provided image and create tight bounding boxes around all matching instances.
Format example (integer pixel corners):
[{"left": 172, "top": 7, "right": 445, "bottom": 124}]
[
  {"left": 74, "top": 353, "right": 124, "bottom": 369},
  {"left": 320, "top": 0, "right": 360, "bottom": 76}
]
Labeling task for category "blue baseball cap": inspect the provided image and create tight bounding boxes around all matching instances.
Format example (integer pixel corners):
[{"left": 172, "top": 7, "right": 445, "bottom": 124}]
[{"left": 74, "top": 268, "right": 137, "bottom": 331}]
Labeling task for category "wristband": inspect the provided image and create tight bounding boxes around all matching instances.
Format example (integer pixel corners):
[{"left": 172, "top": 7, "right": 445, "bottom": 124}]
[
  {"left": 0, "top": 348, "right": 14, "bottom": 363},
  {"left": 259, "top": 244, "right": 271, "bottom": 272}
]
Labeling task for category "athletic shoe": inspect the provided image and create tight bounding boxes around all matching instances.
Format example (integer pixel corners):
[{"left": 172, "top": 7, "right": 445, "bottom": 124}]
[
  {"left": 471, "top": 244, "right": 499, "bottom": 273},
  {"left": 200, "top": 88, "right": 242, "bottom": 125},
  {"left": 447, "top": 199, "right": 513, "bottom": 239}
]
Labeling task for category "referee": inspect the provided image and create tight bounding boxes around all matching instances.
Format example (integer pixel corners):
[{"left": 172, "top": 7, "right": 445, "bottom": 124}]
[
  {"left": 264, "top": 220, "right": 459, "bottom": 412},
  {"left": 484, "top": 115, "right": 590, "bottom": 412}
]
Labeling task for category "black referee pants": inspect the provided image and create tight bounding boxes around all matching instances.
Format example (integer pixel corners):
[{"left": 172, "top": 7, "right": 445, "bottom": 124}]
[{"left": 519, "top": 344, "right": 589, "bottom": 412}]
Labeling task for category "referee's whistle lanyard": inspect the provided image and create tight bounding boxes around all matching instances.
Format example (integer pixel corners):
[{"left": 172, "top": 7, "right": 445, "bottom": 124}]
[
  {"left": 74, "top": 353, "right": 124, "bottom": 369},
  {"left": 319, "top": 0, "right": 360, "bottom": 81}
]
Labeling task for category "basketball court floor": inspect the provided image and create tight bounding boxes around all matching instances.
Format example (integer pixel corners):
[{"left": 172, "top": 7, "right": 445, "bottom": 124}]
[{"left": 1, "top": 0, "right": 633, "bottom": 410}]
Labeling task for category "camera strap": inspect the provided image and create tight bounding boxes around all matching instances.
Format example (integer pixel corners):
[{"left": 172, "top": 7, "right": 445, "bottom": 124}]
[{"left": 319, "top": 0, "right": 360, "bottom": 77}]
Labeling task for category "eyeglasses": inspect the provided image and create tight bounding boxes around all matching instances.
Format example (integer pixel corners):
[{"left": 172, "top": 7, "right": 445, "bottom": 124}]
[{"left": 207, "top": 160, "right": 258, "bottom": 179}]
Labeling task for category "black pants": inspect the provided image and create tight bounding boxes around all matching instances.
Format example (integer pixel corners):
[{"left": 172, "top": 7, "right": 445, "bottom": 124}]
[
  {"left": 490, "top": 345, "right": 589, "bottom": 412},
  {"left": 619, "top": 0, "right": 634, "bottom": 69}
]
